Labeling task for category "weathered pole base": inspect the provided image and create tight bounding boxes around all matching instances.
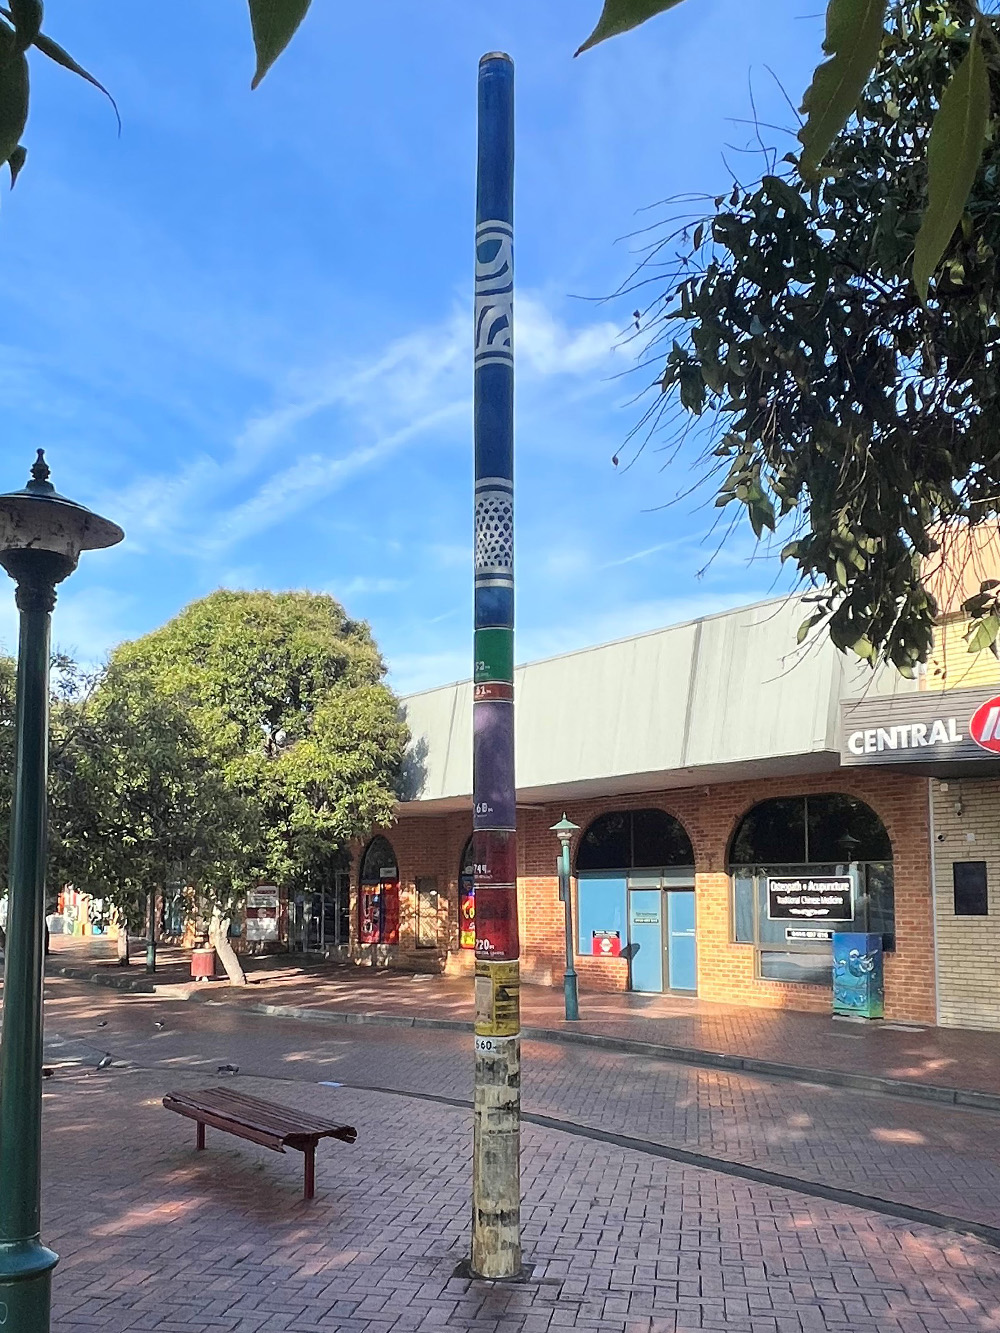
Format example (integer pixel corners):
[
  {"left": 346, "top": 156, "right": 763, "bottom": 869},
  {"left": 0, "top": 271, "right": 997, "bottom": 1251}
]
[
  {"left": 470, "top": 1036, "right": 521, "bottom": 1280},
  {"left": 0, "top": 1239, "right": 58, "bottom": 1330}
]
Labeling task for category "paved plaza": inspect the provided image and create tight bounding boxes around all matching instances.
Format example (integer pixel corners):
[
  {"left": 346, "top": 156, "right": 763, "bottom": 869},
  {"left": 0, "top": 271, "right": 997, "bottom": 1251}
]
[{"left": 23, "top": 976, "right": 1000, "bottom": 1330}]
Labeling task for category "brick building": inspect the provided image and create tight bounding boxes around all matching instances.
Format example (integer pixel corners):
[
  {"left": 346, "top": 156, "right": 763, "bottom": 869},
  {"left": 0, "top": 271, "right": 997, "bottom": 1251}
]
[{"left": 326, "top": 564, "right": 1000, "bottom": 1030}]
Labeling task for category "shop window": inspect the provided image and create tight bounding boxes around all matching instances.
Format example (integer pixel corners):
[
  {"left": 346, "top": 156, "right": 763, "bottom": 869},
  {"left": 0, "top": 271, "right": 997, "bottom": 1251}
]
[
  {"left": 577, "top": 876, "right": 627, "bottom": 953},
  {"left": 954, "top": 861, "right": 989, "bottom": 916},
  {"left": 417, "top": 877, "right": 440, "bottom": 947},
  {"left": 729, "top": 794, "right": 894, "bottom": 985},
  {"left": 577, "top": 809, "right": 694, "bottom": 873},
  {"left": 359, "top": 835, "right": 399, "bottom": 946},
  {"left": 459, "top": 837, "right": 476, "bottom": 949}
]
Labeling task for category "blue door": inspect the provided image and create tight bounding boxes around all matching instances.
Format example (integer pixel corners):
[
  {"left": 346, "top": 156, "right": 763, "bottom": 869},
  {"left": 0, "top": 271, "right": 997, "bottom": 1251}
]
[
  {"left": 628, "top": 889, "right": 663, "bottom": 992},
  {"left": 666, "top": 891, "right": 697, "bottom": 992}
]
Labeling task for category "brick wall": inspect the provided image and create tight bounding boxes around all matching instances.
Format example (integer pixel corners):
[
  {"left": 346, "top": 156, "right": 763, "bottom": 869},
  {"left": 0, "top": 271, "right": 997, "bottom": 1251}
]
[
  {"left": 931, "top": 776, "right": 1000, "bottom": 1029},
  {"left": 349, "top": 766, "right": 935, "bottom": 1023}
]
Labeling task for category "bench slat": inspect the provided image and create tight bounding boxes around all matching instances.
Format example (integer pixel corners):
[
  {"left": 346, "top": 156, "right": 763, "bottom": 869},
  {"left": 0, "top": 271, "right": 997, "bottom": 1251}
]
[
  {"left": 163, "top": 1096, "right": 287, "bottom": 1151},
  {"left": 163, "top": 1088, "right": 357, "bottom": 1146},
  {"left": 188, "top": 1088, "right": 344, "bottom": 1137}
]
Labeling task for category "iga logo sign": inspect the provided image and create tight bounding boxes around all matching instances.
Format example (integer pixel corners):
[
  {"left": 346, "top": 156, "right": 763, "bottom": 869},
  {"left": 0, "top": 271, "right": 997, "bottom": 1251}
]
[{"left": 971, "top": 696, "right": 1000, "bottom": 753}]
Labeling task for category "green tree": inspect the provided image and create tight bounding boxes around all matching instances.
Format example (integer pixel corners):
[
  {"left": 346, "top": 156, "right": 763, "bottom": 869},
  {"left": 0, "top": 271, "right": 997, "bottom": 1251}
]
[
  {"left": 623, "top": 0, "right": 1000, "bottom": 672},
  {"left": 52, "top": 662, "right": 251, "bottom": 971},
  {"left": 111, "top": 589, "right": 407, "bottom": 976}
]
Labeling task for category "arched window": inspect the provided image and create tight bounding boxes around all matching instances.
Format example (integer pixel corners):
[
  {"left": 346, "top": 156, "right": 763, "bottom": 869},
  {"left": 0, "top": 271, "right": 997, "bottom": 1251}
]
[
  {"left": 728, "top": 794, "right": 894, "bottom": 985},
  {"left": 577, "top": 809, "right": 694, "bottom": 873},
  {"left": 458, "top": 836, "right": 476, "bottom": 950},
  {"left": 574, "top": 810, "right": 695, "bottom": 984},
  {"left": 360, "top": 836, "right": 398, "bottom": 884},
  {"left": 358, "top": 836, "right": 399, "bottom": 945}
]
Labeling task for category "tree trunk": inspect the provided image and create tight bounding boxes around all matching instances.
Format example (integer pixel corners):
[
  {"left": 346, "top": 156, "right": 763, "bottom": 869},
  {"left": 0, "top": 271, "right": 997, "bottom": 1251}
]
[
  {"left": 117, "top": 917, "right": 130, "bottom": 966},
  {"left": 209, "top": 907, "right": 246, "bottom": 986}
]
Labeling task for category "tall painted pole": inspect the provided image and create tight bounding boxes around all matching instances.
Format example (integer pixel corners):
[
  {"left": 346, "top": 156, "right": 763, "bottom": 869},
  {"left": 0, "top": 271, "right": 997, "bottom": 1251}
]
[{"left": 471, "top": 51, "right": 521, "bottom": 1280}]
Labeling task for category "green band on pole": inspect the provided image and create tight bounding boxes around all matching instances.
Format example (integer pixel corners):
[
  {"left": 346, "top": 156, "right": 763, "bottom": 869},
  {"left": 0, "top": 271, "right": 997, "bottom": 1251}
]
[{"left": 474, "top": 628, "right": 514, "bottom": 684}]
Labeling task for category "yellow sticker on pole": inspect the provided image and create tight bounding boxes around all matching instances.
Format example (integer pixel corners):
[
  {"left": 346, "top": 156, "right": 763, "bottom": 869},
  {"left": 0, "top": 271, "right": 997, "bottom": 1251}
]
[{"left": 474, "top": 959, "right": 520, "bottom": 1037}]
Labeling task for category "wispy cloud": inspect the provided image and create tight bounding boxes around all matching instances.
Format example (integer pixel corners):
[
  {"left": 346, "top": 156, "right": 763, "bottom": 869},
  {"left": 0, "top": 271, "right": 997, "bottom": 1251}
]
[{"left": 102, "top": 292, "right": 617, "bottom": 563}]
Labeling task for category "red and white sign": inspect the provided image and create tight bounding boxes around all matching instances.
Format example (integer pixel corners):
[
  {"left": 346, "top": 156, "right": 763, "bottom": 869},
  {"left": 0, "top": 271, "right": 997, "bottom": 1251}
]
[
  {"left": 592, "top": 931, "right": 622, "bottom": 958},
  {"left": 971, "top": 695, "right": 1000, "bottom": 754}
]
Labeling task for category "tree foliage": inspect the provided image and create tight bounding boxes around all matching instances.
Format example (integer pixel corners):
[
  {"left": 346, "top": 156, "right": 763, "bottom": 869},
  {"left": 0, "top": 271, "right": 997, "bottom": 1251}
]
[
  {"left": 624, "top": 0, "right": 1000, "bottom": 672},
  {"left": 51, "top": 663, "right": 248, "bottom": 929},
  {"left": 0, "top": 589, "right": 405, "bottom": 955},
  {"left": 111, "top": 589, "right": 408, "bottom": 895},
  {"left": 0, "top": 0, "right": 312, "bottom": 188},
  {"left": 581, "top": 0, "right": 994, "bottom": 300}
]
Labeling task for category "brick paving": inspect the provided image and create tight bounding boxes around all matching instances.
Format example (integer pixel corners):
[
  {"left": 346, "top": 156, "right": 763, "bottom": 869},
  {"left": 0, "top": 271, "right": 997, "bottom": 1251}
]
[
  {"left": 41, "top": 1060, "right": 1000, "bottom": 1332},
  {"left": 42, "top": 936, "right": 1000, "bottom": 1099},
  {"left": 34, "top": 977, "right": 1000, "bottom": 1233}
]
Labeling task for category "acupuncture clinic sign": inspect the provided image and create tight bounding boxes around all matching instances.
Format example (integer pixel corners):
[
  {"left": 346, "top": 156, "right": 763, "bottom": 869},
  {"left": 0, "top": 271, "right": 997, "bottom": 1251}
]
[
  {"left": 841, "top": 686, "right": 1000, "bottom": 767},
  {"left": 768, "top": 876, "right": 853, "bottom": 922}
]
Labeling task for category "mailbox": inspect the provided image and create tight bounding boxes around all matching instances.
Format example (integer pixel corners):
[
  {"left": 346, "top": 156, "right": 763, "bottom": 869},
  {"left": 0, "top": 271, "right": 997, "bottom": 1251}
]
[{"left": 592, "top": 930, "right": 622, "bottom": 958}]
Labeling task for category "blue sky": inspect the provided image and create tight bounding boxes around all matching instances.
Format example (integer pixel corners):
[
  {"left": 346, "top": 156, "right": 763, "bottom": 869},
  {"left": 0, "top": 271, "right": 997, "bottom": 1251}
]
[{"left": 1, "top": 1, "right": 824, "bottom": 693}]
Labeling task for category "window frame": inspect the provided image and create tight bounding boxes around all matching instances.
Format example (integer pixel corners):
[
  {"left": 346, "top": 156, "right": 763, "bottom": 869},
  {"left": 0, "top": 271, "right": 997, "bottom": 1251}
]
[{"left": 727, "top": 794, "right": 894, "bottom": 986}]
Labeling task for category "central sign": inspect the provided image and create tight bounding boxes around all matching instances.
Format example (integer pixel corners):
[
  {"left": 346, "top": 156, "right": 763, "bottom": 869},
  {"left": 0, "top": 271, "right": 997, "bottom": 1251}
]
[
  {"left": 841, "top": 686, "right": 1000, "bottom": 767},
  {"left": 767, "top": 876, "right": 853, "bottom": 922}
]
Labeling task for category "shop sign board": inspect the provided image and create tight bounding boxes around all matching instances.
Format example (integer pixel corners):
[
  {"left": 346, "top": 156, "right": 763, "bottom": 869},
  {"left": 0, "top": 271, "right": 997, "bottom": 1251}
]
[
  {"left": 591, "top": 930, "right": 622, "bottom": 957},
  {"left": 785, "top": 927, "right": 834, "bottom": 942},
  {"left": 767, "top": 876, "right": 853, "bottom": 922},
  {"left": 245, "top": 884, "right": 279, "bottom": 941},
  {"left": 841, "top": 687, "right": 1000, "bottom": 766}
]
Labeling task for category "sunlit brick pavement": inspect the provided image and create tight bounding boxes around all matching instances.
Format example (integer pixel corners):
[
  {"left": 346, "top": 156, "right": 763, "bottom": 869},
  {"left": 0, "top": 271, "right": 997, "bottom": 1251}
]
[
  {"left": 40, "top": 977, "right": 1000, "bottom": 1233},
  {"left": 41, "top": 1063, "right": 1000, "bottom": 1332}
]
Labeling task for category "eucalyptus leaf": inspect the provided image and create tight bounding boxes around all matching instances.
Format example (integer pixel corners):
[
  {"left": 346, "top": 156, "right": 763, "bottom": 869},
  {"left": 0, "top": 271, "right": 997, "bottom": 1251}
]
[
  {"left": 967, "top": 613, "right": 1000, "bottom": 653},
  {"left": 799, "top": 0, "right": 888, "bottom": 179},
  {"left": 9, "top": 0, "right": 40, "bottom": 52},
  {"left": 248, "top": 0, "right": 312, "bottom": 89},
  {"left": 0, "top": 11, "right": 123, "bottom": 131},
  {"left": 8, "top": 141, "right": 25, "bottom": 186},
  {"left": 913, "top": 29, "right": 990, "bottom": 303},
  {"left": 0, "top": 23, "right": 28, "bottom": 169},
  {"left": 576, "top": 0, "right": 688, "bottom": 56}
]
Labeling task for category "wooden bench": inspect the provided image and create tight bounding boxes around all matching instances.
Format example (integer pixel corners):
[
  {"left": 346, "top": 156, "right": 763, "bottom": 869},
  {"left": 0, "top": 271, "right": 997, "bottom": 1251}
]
[{"left": 163, "top": 1086, "right": 357, "bottom": 1199}]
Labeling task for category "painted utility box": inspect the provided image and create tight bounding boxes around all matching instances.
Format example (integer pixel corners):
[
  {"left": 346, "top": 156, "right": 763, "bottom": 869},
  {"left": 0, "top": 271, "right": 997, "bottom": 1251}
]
[{"left": 832, "top": 932, "right": 884, "bottom": 1019}]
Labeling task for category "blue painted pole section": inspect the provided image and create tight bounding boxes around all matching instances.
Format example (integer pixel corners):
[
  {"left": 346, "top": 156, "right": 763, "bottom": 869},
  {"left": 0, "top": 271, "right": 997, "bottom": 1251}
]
[{"left": 471, "top": 51, "right": 521, "bottom": 1281}]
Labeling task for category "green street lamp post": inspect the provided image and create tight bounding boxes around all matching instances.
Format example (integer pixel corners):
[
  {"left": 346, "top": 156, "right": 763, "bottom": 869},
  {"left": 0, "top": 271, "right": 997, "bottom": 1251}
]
[
  {"left": 0, "top": 452, "right": 123, "bottom": 1331},
  {"left": 551, "top": 814, "right": 580, "bottom": 1022}
]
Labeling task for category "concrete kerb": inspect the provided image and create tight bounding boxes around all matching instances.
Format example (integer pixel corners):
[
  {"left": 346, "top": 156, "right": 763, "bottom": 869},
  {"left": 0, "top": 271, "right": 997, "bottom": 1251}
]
[
  {"left": 39, "top": 964, "right": 1000, "bottom": 1115},
  {"left": 45, "top": 963, "right": 157, "bottom": 994},
  {"left": 240, "top": 999, "right": 1000, "bottom": 1114}
]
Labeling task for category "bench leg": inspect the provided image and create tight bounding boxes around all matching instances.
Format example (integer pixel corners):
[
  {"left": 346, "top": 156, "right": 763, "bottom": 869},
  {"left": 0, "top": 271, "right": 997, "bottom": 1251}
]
[
  {"left": 196, "top": 1122, "right": 206, "bottom": 1151},
  {"left": 303, "top": 1143, "right": 315, "bottom": 1201}
]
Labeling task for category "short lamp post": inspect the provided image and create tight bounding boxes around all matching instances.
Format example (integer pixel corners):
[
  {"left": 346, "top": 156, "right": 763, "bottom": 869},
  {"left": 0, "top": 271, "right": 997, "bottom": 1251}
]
[
  {"left": 0, "top": 452, "right": 123, "bottom": 1331},
  {"left": 551, "top": 813, "right": 580, "bottom": 1022}
]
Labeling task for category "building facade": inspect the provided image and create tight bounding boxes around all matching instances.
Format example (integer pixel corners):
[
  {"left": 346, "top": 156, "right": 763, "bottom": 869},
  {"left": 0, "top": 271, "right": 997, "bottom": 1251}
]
[{"left": 341, "top": 569, "right": 1000, "bottom": 1031}]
